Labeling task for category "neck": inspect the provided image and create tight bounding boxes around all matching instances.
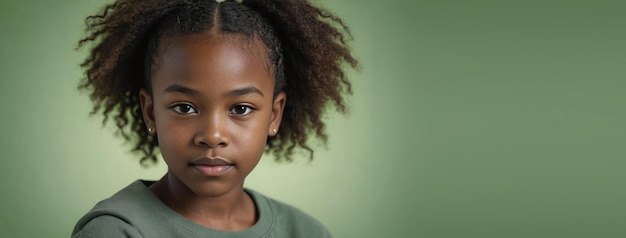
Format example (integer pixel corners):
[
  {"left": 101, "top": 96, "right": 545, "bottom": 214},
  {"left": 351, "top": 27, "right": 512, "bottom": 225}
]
[{"left": 149, "top": 171, "right": 257, "bottom": 231}]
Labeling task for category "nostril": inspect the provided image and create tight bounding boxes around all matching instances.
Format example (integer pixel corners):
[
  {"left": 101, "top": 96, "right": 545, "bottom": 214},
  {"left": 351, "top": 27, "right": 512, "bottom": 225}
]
[
  {"left": 195, "top": 137, "right": 228, "bottom": 148},
  {"left": 194, "top": 126, "right": 229, "bottom": 147}
]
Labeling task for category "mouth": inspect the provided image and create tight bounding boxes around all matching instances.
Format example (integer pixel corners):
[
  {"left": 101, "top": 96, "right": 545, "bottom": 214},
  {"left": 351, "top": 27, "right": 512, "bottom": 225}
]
[{"left": 189, "top": 157, "right": 234, "bottom": 177}]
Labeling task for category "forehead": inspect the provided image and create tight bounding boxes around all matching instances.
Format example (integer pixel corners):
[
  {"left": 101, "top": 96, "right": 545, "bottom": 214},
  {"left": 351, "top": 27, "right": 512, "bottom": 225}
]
[
  {"left": 157, "top": 32, "right": 270, "bottom": 72},
  {"left": 151, "top": 33, "right": 274, "bottom": 93}
]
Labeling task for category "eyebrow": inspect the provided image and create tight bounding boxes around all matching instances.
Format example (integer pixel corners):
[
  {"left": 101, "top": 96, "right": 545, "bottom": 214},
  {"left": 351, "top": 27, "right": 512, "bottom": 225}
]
[
  {"left": 163, "top": 84, "right": 264, "bottom": 97},
  {"left": 163, "top": 84, "right": 200, "bottom": 96},
  {"left": 224, "top": 86, "right": 264, "bottom": 98}
]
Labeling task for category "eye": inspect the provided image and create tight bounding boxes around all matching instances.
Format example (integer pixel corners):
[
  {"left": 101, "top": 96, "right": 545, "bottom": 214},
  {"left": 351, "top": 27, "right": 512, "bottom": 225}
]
[
  {"left": 229, "top": 105, "right": 254, "bottom": 116},
  {"left": 171, "top": 103, "right": 197, "bottom": 114}
]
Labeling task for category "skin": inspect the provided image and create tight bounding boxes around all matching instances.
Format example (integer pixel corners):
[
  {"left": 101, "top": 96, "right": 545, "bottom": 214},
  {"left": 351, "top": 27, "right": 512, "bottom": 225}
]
[{"left": 139, "top": 32, "right": 286, "bottom": 231}]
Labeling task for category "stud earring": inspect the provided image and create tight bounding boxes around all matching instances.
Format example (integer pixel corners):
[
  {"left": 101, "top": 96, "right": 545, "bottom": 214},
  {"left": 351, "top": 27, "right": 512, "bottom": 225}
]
[
  {"left": 148, "top": 127, "right": 153, "bottom": 134},
  {"left": 273, "top": 129, "right": 277, "bottom": 133}
]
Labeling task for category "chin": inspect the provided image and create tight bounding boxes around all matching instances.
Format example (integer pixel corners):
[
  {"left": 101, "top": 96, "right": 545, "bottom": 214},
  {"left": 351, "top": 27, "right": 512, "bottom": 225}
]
[{"left": 184, "top": 177, "right": 244, "bottom": 198}]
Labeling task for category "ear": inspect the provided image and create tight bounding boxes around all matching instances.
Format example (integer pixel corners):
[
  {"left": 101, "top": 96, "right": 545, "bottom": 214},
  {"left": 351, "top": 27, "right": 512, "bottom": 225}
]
[
  {"left": 268, "top": 92, "right": 286, "bottom": 136},
  {"left": 139, "top": 88, "right": 156, "bottom": 134}
]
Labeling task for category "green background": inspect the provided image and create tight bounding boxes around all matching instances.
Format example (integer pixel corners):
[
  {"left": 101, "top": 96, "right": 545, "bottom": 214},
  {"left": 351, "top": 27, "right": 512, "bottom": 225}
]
[{"left": 1, "top": 0, "right": 625, "bottom": 237}]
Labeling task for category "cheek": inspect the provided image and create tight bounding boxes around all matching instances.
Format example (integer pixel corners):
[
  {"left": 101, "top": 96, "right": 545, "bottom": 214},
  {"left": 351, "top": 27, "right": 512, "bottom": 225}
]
[
  {"left": 156, "top": 129, "right": 184, "bottom": 157},
  {"left": 234, "top": 116, "right": 271, "bottom": 149},
  {"left": 234, "top": 120, "right": 268, "bottom": 144},
  {"left": 154, "top": 114, "right": 189, "bottom": 151}
]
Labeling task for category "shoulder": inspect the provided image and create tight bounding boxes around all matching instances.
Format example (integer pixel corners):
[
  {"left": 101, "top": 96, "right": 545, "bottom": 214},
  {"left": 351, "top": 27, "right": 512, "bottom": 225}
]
[
  {"left": 72, "top": 215, "right": 142, "bottom": 238},
  {"left": 247, "top": 189, "right": 333, "bottom": 238},
  {"left": 72, "top": 180, "right": 165, "bottom": 238}
]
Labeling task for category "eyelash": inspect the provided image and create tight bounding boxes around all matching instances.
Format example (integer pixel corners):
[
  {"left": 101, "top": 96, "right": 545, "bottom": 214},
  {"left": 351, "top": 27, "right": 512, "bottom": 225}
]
[
  {"left": 171, "top": 103, "right": 197, "bottom": 114},
  {"left": 170, "top": 103, "right": 255, "bottom": 116},
  {"left": 228, "top": 105, "right": 255, "bottom": 116}
]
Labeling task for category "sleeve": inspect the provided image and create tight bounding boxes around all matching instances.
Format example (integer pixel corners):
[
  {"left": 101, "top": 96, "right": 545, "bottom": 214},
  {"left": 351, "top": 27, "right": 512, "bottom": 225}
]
[{"left": 71, "top": 215, "right": 142, "bottom": 238}]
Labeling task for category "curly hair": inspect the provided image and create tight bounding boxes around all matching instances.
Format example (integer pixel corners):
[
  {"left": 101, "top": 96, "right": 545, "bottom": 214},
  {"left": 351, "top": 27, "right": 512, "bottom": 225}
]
[{"left": 78, "top": 0, "right": 358, "bottom": 165}]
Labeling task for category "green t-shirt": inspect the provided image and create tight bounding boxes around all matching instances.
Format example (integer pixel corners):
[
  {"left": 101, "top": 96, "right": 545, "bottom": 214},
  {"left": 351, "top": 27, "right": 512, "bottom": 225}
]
[{"left": 72, "top": 180, "right": 332, "bottom": 237}]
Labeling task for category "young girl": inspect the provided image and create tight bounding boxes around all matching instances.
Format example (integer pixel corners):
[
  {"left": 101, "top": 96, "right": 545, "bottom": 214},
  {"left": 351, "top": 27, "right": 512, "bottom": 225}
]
[{"left": 72, "top": 0, "right": 357, "bottom": 237}]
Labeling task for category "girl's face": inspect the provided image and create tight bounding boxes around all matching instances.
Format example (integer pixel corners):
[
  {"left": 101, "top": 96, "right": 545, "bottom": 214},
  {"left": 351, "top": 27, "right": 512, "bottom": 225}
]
[{"left": 140, "top": 33, "right": 285, "bottom": 198}]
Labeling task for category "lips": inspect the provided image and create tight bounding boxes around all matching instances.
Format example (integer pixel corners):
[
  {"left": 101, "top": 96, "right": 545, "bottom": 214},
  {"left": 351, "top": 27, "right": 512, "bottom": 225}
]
[
  {"left": 189, "top": 157, "right": 234, "bottom": 177},
  {"left": 190, "top": 157, "right": 233, "bottom": 166}
]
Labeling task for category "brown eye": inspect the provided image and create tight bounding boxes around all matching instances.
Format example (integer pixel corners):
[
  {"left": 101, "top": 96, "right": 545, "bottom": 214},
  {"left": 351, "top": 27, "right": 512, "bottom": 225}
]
[
  {"left": 229, "top": 105, "right": 253, "bottom": 116},
  {"left": 171, "top": 104, "right": 197, "bottom": 114}
]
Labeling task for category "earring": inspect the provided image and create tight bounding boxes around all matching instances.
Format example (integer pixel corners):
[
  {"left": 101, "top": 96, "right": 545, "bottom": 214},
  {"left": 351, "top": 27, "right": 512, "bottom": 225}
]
[
  {"left": 148, "top": 127, "right": 153, "bottom": 134},
  {"left": 273, "top": 129, "right": 277, "bottom": 133}
]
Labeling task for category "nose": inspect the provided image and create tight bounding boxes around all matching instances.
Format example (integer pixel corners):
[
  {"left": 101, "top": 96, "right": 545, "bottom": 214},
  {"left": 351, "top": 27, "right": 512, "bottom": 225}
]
[{"left": 194, "top": 113, "right": 230, "bottom": 148}]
